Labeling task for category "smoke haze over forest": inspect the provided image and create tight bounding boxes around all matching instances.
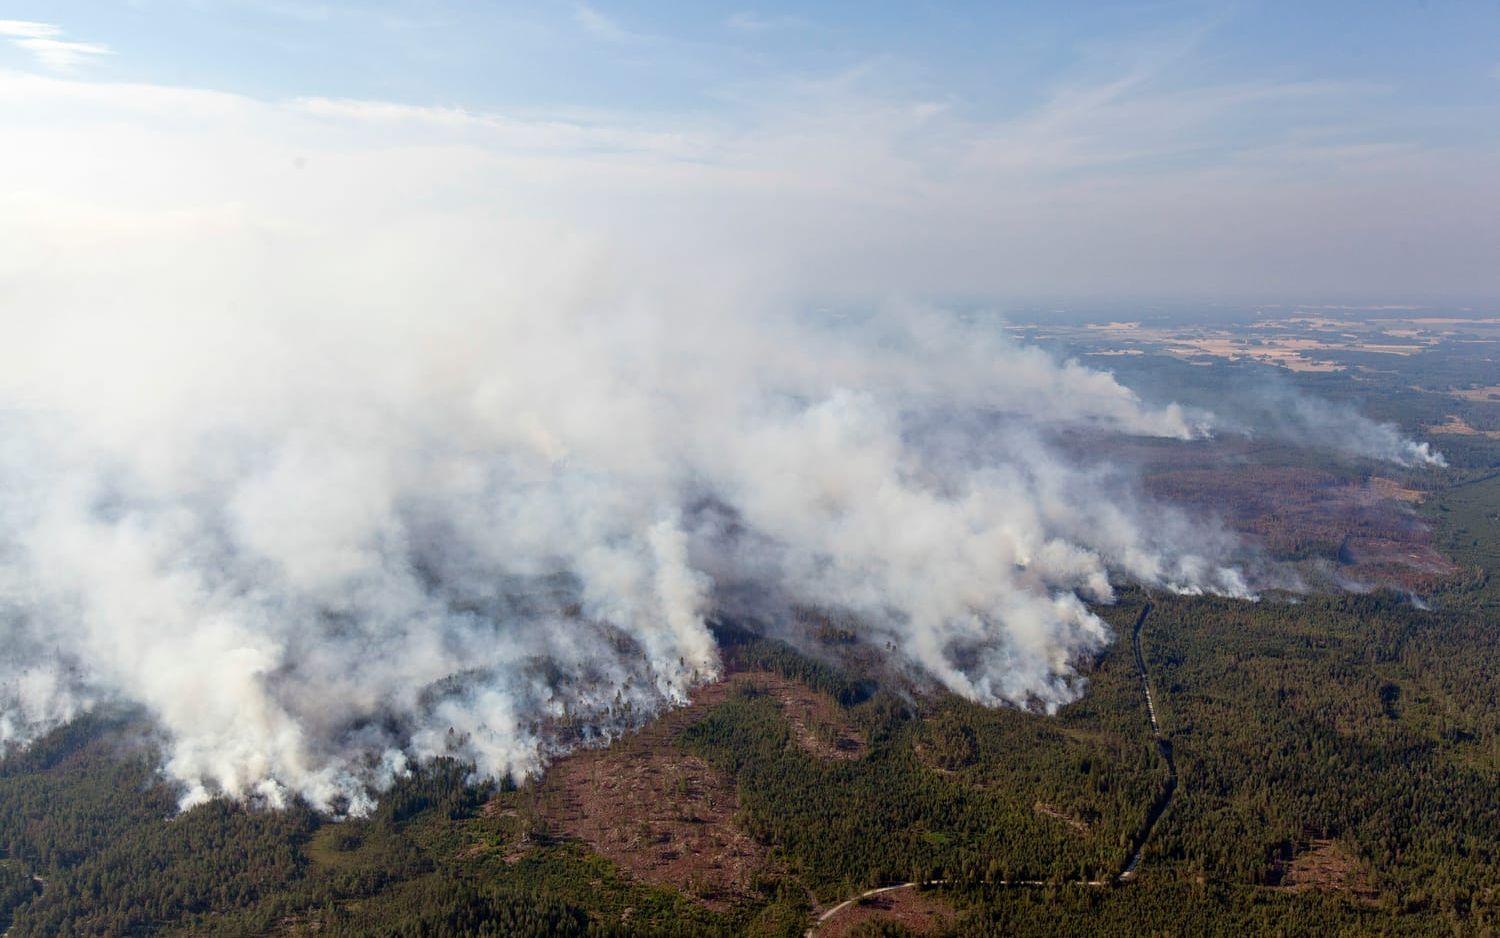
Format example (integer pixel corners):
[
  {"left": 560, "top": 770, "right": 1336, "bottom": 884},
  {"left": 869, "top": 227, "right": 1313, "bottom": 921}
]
[{"left": 0, "top": 59, "right": 1454, "bottom": 812}]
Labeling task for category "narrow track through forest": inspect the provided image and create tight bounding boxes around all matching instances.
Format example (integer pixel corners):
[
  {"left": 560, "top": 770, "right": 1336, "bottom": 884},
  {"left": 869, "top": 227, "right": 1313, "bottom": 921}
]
[{"left": 807, "top": 603, "right": 1174, "bottom": 936}]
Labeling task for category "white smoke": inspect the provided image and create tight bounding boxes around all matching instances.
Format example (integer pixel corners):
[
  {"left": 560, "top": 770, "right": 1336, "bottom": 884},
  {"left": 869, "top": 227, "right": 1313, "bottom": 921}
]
[
  {"left": 0, "top": 284, "right": 1234, "bottom": 811},
  {"left": 1281, "top": 400, "right": 1447, "bottom": 468},
  {"left": 1208, "top": 381, "right": 1446, "bottom": 468},
  {"left": 0, "top": 69, "right": 1412, "bottom": 811}
]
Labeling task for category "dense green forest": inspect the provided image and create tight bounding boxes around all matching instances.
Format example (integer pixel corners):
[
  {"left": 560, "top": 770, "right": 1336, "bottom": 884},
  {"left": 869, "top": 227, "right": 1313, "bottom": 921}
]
[{"left": 1, "top": 476, "right": 1496, "bottom": 935}]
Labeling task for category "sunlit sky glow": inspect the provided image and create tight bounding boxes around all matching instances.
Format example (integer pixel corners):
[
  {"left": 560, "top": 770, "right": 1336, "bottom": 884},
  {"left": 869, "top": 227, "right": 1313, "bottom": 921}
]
[{"left": 2, "top": 0, "right": 1498, "bottom": 305}]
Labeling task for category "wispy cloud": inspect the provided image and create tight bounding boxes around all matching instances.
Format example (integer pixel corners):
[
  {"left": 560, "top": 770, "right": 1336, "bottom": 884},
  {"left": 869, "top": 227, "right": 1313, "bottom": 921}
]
[
  {"left": 293, "top": 95, "right": 707, "bottom": 157},
  {"left": 573, "top": 3, "right": 638, "bottom": 43},
  {"left": 726, "top": 11, "right": 807, "bottom": 33},
  {"left": 0, "top": 20, "right": 110, "bottom": 71},
  {"left": 0, "top": 22, "right": 1495, "bottom": 303},
  {"left": 0, "top": 19, "right": 61, "bottom": 39}
]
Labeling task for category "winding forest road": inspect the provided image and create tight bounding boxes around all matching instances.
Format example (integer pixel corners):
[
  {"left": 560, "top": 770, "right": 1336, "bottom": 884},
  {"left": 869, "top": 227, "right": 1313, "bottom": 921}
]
[{"left": 806, "top": 603, "right": 1174, "bottom": 936}]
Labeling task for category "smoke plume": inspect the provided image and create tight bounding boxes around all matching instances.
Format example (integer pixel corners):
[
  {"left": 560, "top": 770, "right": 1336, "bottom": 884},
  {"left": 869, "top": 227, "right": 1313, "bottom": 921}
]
[
  {"left": 1251, "top": 389, "right": 1446, "bottom": 468},
  {"left": 0, "top": 71, "right": 1436, "bottom": 811}
]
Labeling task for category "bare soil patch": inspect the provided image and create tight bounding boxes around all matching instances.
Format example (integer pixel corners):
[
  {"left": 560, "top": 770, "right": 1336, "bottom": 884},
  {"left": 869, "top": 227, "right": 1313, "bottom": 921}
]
[
  {"left": 536, "top": 744, "right": 763, "bottom": 909},
  {"left": 525, "top": 665, "right": 862, "bottom": 908},
  {"left": 1367, "top": 477, "right": 1425, "bottom": 503},
  {"left": 1428, "top": 415, "right": 1500, "bottom": 439},
  {"left": 1450, "top": 385, "right": 1500, "bottom": 402},
  {"left": 820, "top": 888, "right": 954, "bottom": 938},
  {"left": 1272, "top": 839, "right": 1377, "bottom": 899}
]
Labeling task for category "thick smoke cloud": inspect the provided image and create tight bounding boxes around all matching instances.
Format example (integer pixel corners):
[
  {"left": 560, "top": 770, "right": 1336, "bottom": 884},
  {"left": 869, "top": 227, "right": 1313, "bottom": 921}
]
[
  {"left": 0, "top": 72, "right": 1435, "bottom": 811},
  {"left": 0, "top": 284, "right": 1235, "bottom": 811}
]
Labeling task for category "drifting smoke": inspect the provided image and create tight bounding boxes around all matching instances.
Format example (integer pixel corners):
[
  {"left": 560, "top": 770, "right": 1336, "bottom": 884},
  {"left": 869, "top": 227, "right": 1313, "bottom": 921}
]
[
  {"left": 0, "top": 71, "right": 1440, "bottom": 811},
  {"left": 1258, "top": 390, "right": 1446, "bottom": 468},
  {"left": 1122, "top": 367, "right": 1448, "bottom": 468}
]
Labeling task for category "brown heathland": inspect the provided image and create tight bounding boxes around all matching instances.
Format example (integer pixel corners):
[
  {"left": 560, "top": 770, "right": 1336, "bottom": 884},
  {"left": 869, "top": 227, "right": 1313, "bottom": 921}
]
[{"left": 1144, "top": 464, "right": 1455, "bottom": 591}]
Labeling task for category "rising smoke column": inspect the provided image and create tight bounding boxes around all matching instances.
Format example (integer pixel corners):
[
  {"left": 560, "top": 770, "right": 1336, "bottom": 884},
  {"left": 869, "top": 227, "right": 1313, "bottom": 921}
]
[{"left": 0, "top": 71, "right": 1435, "bottom": 812}]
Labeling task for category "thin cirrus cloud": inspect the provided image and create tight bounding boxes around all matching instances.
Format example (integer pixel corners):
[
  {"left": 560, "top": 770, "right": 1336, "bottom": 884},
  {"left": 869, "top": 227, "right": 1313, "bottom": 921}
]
[
  {"left": 0, "top": 19, "right": 110, "bottom": 71},
  {"left": 572, "top": 3, "right": 641, "bottom": 43},
  {"left": 725, "top": 11, "right": 808, "bottom": 33}
]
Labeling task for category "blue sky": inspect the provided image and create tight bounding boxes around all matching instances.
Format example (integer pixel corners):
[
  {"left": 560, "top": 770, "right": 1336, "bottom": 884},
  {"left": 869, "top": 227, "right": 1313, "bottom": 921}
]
[
  {"left": 4, "top": 1, "right": 1497, "bottom": 123},
  {"left": 1, "top": 1, "right": 1497, "bottom": 303}
]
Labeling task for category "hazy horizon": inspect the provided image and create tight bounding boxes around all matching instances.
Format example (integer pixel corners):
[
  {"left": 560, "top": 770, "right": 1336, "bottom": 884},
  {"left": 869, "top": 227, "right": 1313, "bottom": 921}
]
[{"left": 2, "top": 1, "right": 1499, "bottom": 307}]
